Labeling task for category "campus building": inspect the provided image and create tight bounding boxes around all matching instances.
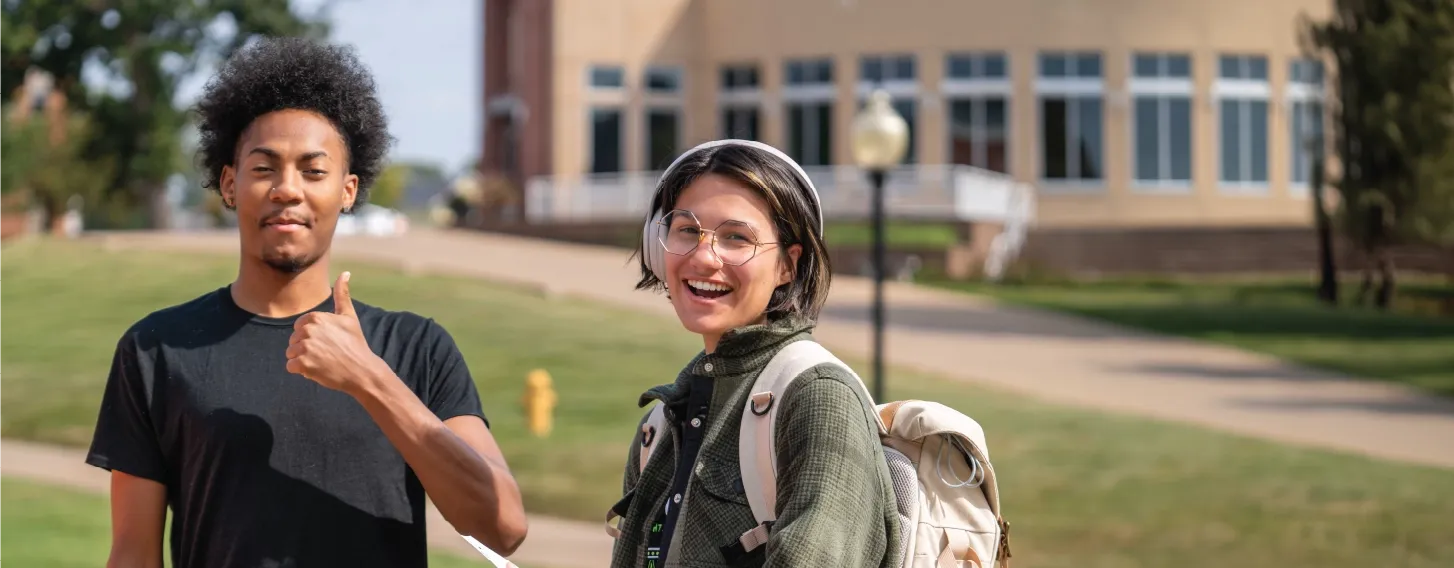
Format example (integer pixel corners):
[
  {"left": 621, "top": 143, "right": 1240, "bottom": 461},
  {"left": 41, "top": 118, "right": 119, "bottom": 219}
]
[{"left": 481, "top": 0, "right": 1336, "bottom": 273}]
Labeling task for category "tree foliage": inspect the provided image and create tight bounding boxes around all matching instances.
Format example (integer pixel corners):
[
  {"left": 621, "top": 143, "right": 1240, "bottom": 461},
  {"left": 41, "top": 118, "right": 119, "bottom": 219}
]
[
  {"left": 1, "top": 0, "right": 332, "bottom": 227},
  {"left": 369, "top": 162, "right": 412, "bottom": 210},
  {"left": 1310, "top": 0, "right": 1454, "bottom": 307}
]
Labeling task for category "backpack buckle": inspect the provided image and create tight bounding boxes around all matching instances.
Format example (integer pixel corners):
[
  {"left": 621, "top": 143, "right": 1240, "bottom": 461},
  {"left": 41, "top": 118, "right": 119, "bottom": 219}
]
[{"left": 749, "top": 392, "right": 774, "bottom": 416}]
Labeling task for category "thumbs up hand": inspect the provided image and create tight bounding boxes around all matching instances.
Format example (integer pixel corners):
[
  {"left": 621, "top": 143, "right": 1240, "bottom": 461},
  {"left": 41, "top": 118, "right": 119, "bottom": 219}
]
[{"left": 286, "top": 271, "right": 387, "bottom": 394}]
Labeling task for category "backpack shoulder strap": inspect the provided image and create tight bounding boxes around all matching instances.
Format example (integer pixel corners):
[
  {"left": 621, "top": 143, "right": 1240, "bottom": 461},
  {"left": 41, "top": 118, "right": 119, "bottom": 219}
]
[
  {"left": 639, "top": 403, "right": 668, "bottom": 474},
  {"left": 737, "top": 340, "right": 887, "bottom": 530},
  {"left": 606, "top": 403, "right": 670, "bottom": 539}
]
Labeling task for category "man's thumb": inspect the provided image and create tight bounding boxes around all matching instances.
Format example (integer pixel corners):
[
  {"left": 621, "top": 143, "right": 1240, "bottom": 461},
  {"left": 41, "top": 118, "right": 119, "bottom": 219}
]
[{"left": 334, "top": 271, "right": 356, "bottom": 316}]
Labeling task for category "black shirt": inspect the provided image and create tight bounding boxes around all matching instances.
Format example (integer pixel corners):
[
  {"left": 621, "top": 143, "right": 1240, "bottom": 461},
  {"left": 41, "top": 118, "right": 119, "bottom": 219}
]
[
  {"left": 648, "top": 374, "right": 713, "bottom": 566},
  {"left": 85, "top": 286, "right": 487, "bottom": 568}
]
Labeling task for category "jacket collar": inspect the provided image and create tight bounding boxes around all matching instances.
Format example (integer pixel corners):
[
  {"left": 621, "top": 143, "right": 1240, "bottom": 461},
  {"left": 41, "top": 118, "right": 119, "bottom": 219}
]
[{"left": 638, "top": 314, "right": 816, "bottom": 409}]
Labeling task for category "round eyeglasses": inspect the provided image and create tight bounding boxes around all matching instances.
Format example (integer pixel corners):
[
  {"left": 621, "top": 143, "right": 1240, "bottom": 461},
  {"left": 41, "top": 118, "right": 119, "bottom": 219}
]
[{"left": 657, "top": 209, "right": 778, "bottom": 266}]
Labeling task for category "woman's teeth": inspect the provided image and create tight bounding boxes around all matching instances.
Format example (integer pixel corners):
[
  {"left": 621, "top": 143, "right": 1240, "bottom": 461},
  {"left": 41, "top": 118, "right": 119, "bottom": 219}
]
[{"left": 687, "top": 280, "right": 733, "bottom": 297}]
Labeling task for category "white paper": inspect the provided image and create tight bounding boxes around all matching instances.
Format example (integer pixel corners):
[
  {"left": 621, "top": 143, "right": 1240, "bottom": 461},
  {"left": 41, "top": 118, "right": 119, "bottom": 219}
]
[{"left": 460, "top": 535, "right": 518, "bottom": 568}]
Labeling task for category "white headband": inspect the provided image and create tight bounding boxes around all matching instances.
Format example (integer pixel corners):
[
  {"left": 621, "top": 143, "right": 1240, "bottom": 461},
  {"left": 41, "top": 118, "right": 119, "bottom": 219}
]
[{"left": 654, "top": 139, "right": 824, "bottom": 235}]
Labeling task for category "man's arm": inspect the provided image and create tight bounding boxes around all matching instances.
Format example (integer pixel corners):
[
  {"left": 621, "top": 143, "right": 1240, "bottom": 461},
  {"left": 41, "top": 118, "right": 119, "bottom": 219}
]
[
  {"left": 106, "top": 472, "right": 167, "bottom": 568},
  {"left": 87, "top": 330, "right": 170, "bottom": 568},
  {"left": 351, "top": 376, "right": 528, "bottom": 555},
  {"left": 286, "top": 274, "right": 528, "bottom": 554}
]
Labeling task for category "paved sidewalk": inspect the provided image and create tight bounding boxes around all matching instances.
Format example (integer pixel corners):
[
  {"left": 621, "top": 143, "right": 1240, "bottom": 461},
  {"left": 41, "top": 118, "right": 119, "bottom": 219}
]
[
  {"left": 0, "top": 439, "right": 612, "bottom": 567},
  {"left": 90, "top": 228, "right": 1454, "bottom": 470}
]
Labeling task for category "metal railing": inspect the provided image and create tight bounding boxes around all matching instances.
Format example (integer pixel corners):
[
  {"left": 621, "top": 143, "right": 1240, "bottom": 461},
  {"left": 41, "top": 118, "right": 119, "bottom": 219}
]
[{"left": 523, "top": 164, "right": 1035, "bottom": 280}]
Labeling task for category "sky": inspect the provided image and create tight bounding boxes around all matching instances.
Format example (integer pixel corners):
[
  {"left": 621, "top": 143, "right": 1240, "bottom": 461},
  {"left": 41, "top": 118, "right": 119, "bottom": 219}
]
[{"left": 173, "top": 0, "right": 483, "bottom": 174}]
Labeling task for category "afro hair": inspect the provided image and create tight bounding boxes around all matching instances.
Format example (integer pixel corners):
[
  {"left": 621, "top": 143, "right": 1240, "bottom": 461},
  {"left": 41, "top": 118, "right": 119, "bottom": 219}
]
[{"left": 194, "top": 36, "right": 393, "bottom": 208}]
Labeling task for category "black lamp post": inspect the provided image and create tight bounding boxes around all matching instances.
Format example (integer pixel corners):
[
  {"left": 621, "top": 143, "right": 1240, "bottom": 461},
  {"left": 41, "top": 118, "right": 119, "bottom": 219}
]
[{"left": 850, "top": 90, "right": 909, "bottom": 403}]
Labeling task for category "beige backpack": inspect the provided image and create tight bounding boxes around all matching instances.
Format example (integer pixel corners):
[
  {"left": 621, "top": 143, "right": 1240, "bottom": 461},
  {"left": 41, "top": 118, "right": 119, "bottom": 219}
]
[{"left": 623, "top": 340, "right": 1011, "bottom": 567}]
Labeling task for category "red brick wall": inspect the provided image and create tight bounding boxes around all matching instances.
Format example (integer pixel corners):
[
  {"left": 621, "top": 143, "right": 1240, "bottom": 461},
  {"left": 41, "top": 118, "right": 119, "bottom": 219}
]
[
  {"left": 1019, "top": 227, "right": 1454, "bottom": 275},
  {"left": 1, "top": 212, "right": 30, "bottom": 241}
]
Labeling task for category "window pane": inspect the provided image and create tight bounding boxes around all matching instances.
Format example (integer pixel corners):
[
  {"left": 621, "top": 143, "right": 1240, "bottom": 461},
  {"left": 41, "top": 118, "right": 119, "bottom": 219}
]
[
  {"left": 1166, "top": 54, "right": 1191, "bottom": 78},
  {"left": 1076, "top": 53, "right": 1102, "bottom": 78},
  {"left": 787, "top": 62, "right": 805, "bottom": 85},
  {"left": 893, "top": 56, "right": 916, "bottom": 81},
  {"left": 1307, "top": 61, "right": 1323, "bottom": 84},
  {"left": 984, "top": 98, "right": 1009, "bottom": 172},
  {"left": 861, "top": 58, "right": 884, "bottom": 83},
  {"left": 1134, "top": 97, "right": 1160, "bottom": 181},
  {"left": 789, "top": 102, "right": 833, "bottom": 166},
  {"left": 1041, "top": 98, "right": 1068, "bottom": 178},
  {"left": 1247, "top": 57, "right": 1268, "bottom": 81},
  {"left": 1077, "top": 97, "right": 1103, "bottom": 179},
  {"left": 813, "top": 102, "right": 833, "bottom": 166},
  {"left": 948, "top": 54, "right": 974, "bottom": 79},
  {"left": 1134, "top": 54, "right": 1160, "bottom": 78},
  {"left": 1250, "top": 99, "right": 1268, "bottom": 182},
  {"left": 1219, "top": 56, "right": 1241, "bottom": 79},
  {"left": 1291, "top": 102, "right": 1308, "bottom": 183},
  {"left": 816, "top": 60, "right": 834, "bottom": 83},
  {"left": 983, "top": 54, "right": 1006, "bottom": 78},
  {"left": 721, "top": 107, "right": 759, "bottom": 141},
  {"left": 647, "top": 109, "right": 680, "bottom": 169},
  {"left": 949, "top": 99, "right": 975, "bottom": 165},
  {"left": 1220, "top": 99, "right": 1241, "bottom": 181},
  {"left": 590, "top": 108, "right": 622, "bottom": 173},
  {"left": 1040, "top": 54, "right": 1066, "bottom": 78},
  {"left": 1169, "top": 97, "right": 1192, "bottom": 181},
  {"left": 590, "top": 66, "right": 624, "bottom": 88},
  {"left": 645, "top": 68, "right": 680, "bottom": 92}
]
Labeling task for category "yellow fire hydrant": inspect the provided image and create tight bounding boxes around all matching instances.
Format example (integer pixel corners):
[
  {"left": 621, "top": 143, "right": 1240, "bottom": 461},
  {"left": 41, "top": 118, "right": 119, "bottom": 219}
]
[{"left": 522, "top": 369, "right": 558, "bottom": 437}]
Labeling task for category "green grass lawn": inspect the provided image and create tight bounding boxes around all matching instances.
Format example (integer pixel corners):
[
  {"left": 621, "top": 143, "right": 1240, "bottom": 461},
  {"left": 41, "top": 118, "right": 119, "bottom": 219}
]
[
  {"left": 5, "top": 239, "right": 1454, "bottom": 567},
  {"left": 0, "top": 478, "right": 484, "bottom": 568},
  {"left": 927, "top": 276, "right": 1454, "bottom": 398},
  {"left": 824, "top": 221, "right": 960, "bottom": 248}
]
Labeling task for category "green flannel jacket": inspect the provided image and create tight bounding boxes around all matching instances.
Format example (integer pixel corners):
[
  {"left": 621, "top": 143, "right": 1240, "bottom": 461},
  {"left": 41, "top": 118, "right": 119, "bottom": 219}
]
[{"left": 610, "top": 315, "right": 902, "bottom": 568}]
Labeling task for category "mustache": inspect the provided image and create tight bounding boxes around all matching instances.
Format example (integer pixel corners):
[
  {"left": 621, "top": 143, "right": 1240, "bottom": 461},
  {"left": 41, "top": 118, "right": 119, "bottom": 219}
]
[{"left": 258, "top": 209, "right": 314, "bottom": 228}]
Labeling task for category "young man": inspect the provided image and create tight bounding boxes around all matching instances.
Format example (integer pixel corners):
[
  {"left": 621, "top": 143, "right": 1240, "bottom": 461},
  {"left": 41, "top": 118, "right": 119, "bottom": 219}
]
[{"left": 86, "top": 37, "right": 528, "bottom": 568}]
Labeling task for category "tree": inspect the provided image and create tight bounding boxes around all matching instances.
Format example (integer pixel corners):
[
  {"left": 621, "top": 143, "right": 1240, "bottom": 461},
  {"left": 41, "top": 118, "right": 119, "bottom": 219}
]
[
  {"left": 1310, "top": 0, "right": 1454, "bottom": 309},
  {"left": 2, "top": 98, "right": 116, "bottom": 235},
  {"left": 1, "top": 0, "right": 333, "bottom": 228},
  {"left": 369, "top": 163, "right": 412, "bottom": 210}
]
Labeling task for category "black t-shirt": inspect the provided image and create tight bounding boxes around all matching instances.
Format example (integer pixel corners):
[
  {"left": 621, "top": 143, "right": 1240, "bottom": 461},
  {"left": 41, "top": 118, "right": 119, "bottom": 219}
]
[{"left": 85, "top": 286, "right": 487, "bottom": 568}]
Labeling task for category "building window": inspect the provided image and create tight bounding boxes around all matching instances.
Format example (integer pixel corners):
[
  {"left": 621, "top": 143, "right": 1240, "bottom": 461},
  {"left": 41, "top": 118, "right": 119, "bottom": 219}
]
[
  {"left": 945, "top": 52, "right": 1011, "bottom": 173},
  {"left": 1131, "top": 53, "right": 1193, "bottom": 185},
  {"left": 719, "top": 63, "right": 761, "bottom": 141},
  {"left": 1038, "top": 52, "right": 1104, "bottom": 183},
  {"left": 645, "top": 108, "right": 680, "bottom": 170},
  {"left": 1217, "top": 55, "right": 1270, "bottom": 186},
  {"left": 589, "top": 108, "right": 622, "bottom": 173},
  {"left": 785, "top": 58, "right": 835, "bottom": 166},
  {"left": 721, "top": 107, "right": 759, "bottom": 140},
  {"left": 720, "top": 65, "right": 759, "bottom": 90},
  {"left": 589, "top": 65, "right": 624, "bottom": 89},
  {"left": 947, "top": 52, "right": 1007, "bottom": 80},
  {"left": 645, "top": 66, "right": 682, "bottom": 94},
  {"left": 787, "top": 102, "right": 833, "bottom": 166},
  {"left": 949, "top": 98, "right": 1008, "bottom": 172},
  {"left": 1289, "top": 59, "right": 1325, "bottom": 187},
  {"left": 786, "top": 58, "right": 834, "bottom": 86},
  {"left": 860, "top": 54, "right": 916, "bottom": 85}
]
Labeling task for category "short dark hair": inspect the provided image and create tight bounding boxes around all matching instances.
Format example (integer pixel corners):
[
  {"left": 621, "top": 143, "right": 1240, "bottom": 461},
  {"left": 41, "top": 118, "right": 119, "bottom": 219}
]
[
  {"left": 193, "top": 36, "right": 392, "bottom": 207},
  {"left": 634, "top": 144, "right": 833, "bottom": 321}
]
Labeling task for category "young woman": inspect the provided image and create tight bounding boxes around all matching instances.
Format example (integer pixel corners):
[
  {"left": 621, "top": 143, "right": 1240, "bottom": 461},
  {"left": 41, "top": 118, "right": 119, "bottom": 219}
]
[{"left": 608, "top": 140, "right": 903, "bottom": 567}]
